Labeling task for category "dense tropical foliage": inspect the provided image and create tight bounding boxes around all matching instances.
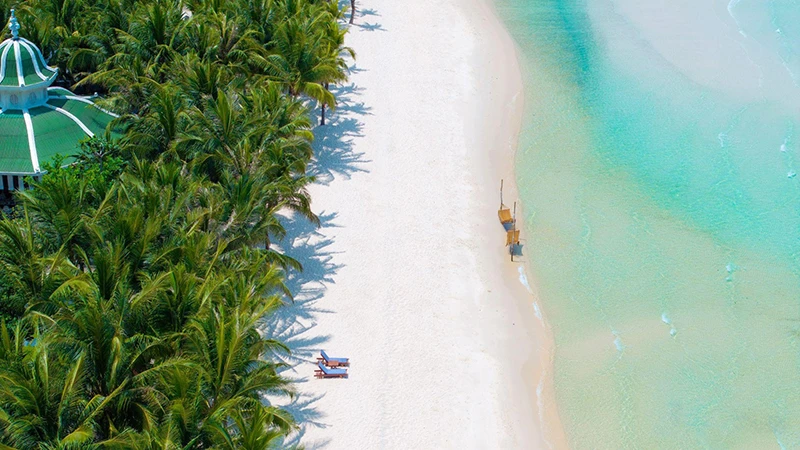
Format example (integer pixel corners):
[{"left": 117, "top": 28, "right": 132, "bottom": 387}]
[{"left": 0, "top": 0, "right": 353, "bottom": 447}]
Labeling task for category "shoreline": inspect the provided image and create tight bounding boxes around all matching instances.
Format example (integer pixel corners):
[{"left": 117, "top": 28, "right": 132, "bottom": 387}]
[
  {"left": 464, "top": 0, "right": 568, "bottom": 446},
  {"left": 279, "top": 0, "right": 567, "bottom": 447}
]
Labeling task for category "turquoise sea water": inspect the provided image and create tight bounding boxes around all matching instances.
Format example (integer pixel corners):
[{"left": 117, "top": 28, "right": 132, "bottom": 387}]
[{"left": 494, "top": 0, "right": 800, "bottom": 447}]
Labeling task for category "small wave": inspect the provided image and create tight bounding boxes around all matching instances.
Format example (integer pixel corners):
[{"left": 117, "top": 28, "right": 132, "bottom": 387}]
[
  {"left": 771, "top": 424, "right": 787, "bottom": 450},
  {"left": 533, "top": 302, "right": 543, "bottom": 320},
  {"left": 727, "top": 0, "right": 748, "bottom": 37},
  {"left": 662, "top": 313, "right": 677, "bottom": 336},
  {"left": 718, "top": 132, "right": 727, "bottom": 147},
  {"left": 726, "top": 262, "right": 736, "bottom": 282},
  {"left": 612, "top": 329, "right": 624, "bottom": 352},
  {"left": 518, "top": 267, "right": 533, "bottom": 293}
]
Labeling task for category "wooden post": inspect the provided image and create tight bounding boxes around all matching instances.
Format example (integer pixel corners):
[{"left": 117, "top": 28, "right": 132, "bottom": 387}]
[
  {"left": 511, "top": 201, "right": 516, "bottom": 261},
  {"left": 500, "top": 179, "right": 504, "bottom": 208}
]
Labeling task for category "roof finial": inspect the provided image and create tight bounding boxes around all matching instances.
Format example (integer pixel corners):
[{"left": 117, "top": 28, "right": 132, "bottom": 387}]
[{"left": 9, "top": 9, "right": 19, "bottom": 40}]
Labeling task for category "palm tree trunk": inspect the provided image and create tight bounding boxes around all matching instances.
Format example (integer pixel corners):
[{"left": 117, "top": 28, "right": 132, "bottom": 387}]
[
  {"left": 350, "top": 0, "right": 356, "bottom": 24},
  {"left": 321, "top": 82, "right": 330, "bottom": 126}
]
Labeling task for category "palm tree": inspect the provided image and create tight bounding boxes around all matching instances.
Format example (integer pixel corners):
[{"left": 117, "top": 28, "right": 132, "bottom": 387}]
[
  {"left": 320, "top": 13, "right": 354, "bottom": 125},
  {"left": 0, "top": 210, "right": 73, "bottom": 308},
  {"left": 265, "top": 15, "right": 349, "bottom": 125},
  {"left": 16, "top": 173, "right": 90, "bottom": 266},
  {"left": 122, "top": 85, "right": 187, "bottom": 158},
  {"left": 0, "top": 343, "right": 98, "bottom": 448},
  {"left": 0, "top": 0, "right": 354, "bottom": 446}
]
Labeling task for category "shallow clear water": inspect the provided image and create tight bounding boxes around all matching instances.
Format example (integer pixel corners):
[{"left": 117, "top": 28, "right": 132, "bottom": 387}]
[{"left": 494, "top": 0, "right": 800, "bottom": 447}]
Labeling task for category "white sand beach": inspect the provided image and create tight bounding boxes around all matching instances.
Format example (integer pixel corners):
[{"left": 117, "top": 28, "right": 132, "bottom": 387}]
[{"left": 270, "top": 0, "right": 566, "bottom": 447}]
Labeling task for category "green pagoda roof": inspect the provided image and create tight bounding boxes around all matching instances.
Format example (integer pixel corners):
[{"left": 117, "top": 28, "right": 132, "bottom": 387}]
[
  {"left": 0, "top": 10, "right": 118, "bottom": 178},
  {"left": 0, "top": 37, "right": 57, "bottom": 88}
]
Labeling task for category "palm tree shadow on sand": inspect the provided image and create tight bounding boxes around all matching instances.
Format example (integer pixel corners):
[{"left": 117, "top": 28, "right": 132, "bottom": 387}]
[
  {"left": 310, "top": 77, "right": 372, "bottom": 185},
  {"left": 357, "top": 21, "right": 386, "bottom": 32},
  {"left": 337, "top": 0, "right": 385, "bottom": 30},
  {"left": 267, "top": 60, "right": 373, "bottom": 450},
  {"left": 262, "top": 211, "right": 343, "bottom": 366},
  {"left": 278, "top": 392, "right": 333, "bottom": 450},
  {"left": 261, "top": 210, "right": 344, "bottom": 449}
]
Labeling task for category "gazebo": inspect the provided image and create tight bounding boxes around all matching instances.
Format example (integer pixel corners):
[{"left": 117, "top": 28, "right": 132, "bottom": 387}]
[{"left": 0, "top": 9, "right": 117, "bottom": 193}]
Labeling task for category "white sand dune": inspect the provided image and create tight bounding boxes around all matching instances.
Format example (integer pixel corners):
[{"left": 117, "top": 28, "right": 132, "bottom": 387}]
[{"left": 270, "top": 0, "right": 564, "bottom": 448}]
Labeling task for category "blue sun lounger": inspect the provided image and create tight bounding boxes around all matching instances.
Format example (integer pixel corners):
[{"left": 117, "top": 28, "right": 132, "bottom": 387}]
[
  {"left": 317, "top": 350, "right": 350, "bottom": 367},
  {"left": 315, "top": 361, "right": 348, "bottom": 379}
]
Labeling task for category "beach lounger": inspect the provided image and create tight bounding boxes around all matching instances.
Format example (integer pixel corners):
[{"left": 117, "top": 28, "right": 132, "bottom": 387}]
[
  {"left": 317, "top": 350, "right": 350, "bottom": 367},
  {"left": 315, "top": 361, "right": 348, "bottom": 379}
]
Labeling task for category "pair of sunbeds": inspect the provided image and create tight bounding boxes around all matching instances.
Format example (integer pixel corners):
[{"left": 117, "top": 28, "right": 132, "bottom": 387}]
[{"left": 315, "top": 350, "right": 349, "bottom": 379}]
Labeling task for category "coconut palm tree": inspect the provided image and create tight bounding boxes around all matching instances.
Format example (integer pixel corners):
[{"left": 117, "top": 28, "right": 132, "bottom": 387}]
[
  {"left": 265, "top": 15, "right": 349, "bottom": 124},
  {"left": 0, "top": 340, "right": 101, "bottom": 448},
  {"left": 0, "top": 0, "right": 354, "bottom": 446}
]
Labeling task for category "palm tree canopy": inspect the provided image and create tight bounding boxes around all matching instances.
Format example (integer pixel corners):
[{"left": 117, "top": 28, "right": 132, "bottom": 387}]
[{"left": 0, "top": 0, "right": 354, "bottom": 447}]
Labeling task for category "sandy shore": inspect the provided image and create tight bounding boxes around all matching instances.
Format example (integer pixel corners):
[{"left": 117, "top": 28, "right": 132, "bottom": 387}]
[{"left": 271, "top": 0, "right": 566, "bottom": 447}]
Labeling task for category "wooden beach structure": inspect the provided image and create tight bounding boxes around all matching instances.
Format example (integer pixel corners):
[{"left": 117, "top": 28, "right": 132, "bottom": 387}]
[
  {"left": 498, "top": 180, "right": 514, "bottom": 225},
  {"left": 498, "top": 180, "right": 521, "bottom": 261},
  {"left": 507, "top": 201, "right": 520, "bottom": 261},
  {"left": 506, "top": 229, "right": 520, "bottom": 247}
]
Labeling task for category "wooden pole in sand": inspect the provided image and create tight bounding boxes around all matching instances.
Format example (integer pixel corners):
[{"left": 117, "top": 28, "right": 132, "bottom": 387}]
[
  {"left": 511, "top": 201, "right": 516, "bottom": 262},
  {"left": 500, "top": 179, "right": 504, "bottom": 208}
]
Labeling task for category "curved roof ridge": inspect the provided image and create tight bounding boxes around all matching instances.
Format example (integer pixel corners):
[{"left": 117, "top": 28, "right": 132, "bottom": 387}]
[
  {"left": 13, "top": 41, "right": 23, "bottom": 86},
  {"left": 48, "top": 91, "right": 120, "bottom": 118},
  {"left": 67, "top": 95, "right": 120, "bottom": 118},
  {"left": 18, "top": 40, "right": 49, "bottom": 81},
  {"left": 0, "top": 42, "right": 11, "bottom": 85},
  {"left": 44, "top": 103, "right": 95, "bottom": 137},
  {"left": 22, "top": 109, "right": 39, "bottom": 172},
  {"left": 19, "top": 38, "right": 57, "bottom": 72}
]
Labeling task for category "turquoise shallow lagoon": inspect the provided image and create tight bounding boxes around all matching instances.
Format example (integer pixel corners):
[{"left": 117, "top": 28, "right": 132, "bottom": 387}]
[{"left": 494, "top": 0, "right": 800, "bottom": 447}]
